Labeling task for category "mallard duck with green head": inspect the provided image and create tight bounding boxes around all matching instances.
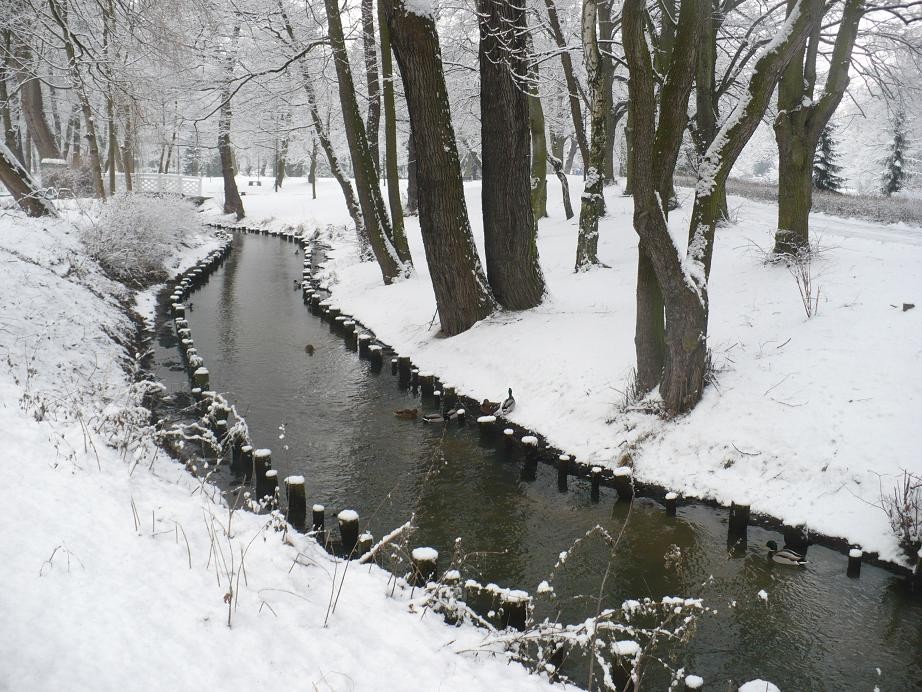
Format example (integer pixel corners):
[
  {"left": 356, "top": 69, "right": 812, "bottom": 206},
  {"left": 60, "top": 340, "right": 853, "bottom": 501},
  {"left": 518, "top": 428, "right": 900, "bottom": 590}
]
[{"left": 766, "top": 540, "right": 807, "bottom": 566}]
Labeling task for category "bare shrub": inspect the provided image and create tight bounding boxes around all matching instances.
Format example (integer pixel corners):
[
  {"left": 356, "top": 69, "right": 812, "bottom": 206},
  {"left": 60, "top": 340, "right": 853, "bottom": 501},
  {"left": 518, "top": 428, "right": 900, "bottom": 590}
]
[
  {"left": 879, "top": 470, "right": 922, "bottom": 559},
  {"left": 81, "top": 194, "right": 201, "bottom": 286},
  {"left": 786, "top": 245, "right": 821, "bottom": 318}
]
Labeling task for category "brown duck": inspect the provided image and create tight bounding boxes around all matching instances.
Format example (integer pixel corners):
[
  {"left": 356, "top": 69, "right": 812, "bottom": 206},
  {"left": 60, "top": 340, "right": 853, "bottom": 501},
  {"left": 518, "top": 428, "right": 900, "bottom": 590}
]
[{"left": 394, "top": 408, "right": 418, "bottom": 420}]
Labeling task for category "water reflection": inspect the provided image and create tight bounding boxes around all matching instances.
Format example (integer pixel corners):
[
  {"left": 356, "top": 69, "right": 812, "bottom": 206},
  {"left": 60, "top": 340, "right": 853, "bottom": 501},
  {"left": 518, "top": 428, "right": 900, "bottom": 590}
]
[{"left": 150, "top": 233, "right": 922, "bottom": 690}]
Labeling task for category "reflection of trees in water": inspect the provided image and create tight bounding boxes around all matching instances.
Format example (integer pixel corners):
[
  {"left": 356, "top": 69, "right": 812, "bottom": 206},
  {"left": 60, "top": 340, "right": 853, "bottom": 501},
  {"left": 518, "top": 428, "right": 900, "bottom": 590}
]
[{"left": 216, "top": 233, "right": 241, "bottom": 357}]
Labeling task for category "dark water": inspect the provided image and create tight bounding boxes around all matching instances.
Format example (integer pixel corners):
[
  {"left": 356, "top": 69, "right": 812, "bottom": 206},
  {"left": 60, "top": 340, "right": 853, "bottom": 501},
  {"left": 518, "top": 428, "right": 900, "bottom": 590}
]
[{"left": 153, "top": 233, "right": 922, "bottom": 690}]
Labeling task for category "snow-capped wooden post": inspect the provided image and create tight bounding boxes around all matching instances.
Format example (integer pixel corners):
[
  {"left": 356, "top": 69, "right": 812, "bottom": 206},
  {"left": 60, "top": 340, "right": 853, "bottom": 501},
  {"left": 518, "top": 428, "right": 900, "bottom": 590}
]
[
  {"left": 172, "top": 303, "right": 185, "bottom": 319},
  {"left": 369, "top": 345, "right": 384, "bottom": 369},
  {"left": 503, "top": 428, "right": 515, "bottom": 451},
  {"left": 312, "top": 504, "right": 325, "bottom": 533},
  {"left": 442, "top": 385, "right": 457, "bottom": 410},
  {"left": 456, "top": 408, "right": 466, "bottom": 426},
  {"left": 358, "top": 333, "right": 372, "bottom": 358},
  {"left": 240, "top": 445, "right": 254, "bottom": 482},
  {"left": 433, "top": 390, "right": 442, "bottom": 409},
  {"left": 192, "top": 367, "right": 209, "bottom": 391},
  {"left": 410, "top": 547, "right": 438, "bottom": 586},
  {"left": 612, "top": 467, "right": 634, "bottom": 502},
  {"left": 337, "top": 509, "right": 359, "bottom": 556},
  {"left": 285, "top": 476, "right": 307, "bottom": 530},
  {"left": 334, "top": 314, "right": 347, "bottom": 334},
  {"left": 557, "top": 454, "right": 569, "bottom": 492},
  {"left": 521, "top": 435, "right": 539, "bottom": 482},
  {"left": 683, "top": 673, "right": 704, "bottom": 691},
  {"left": 665, "top": 492, "right": 679, "bottom": 516},
  {"left": 390, "top": 357, "right": 398, "bottom": 375},
  {"left": 847, "top": 548, "right": 862, "bottom": 578},
  {"left": 728, "top": 502, "right": 750, "bottom": 538},
  {"left": 263, "top": 470, "right": 278, "bottom": 504},
  {"left": 591, "top": 466, "right": 602, "bottom": 502},
  {"left": 397, "top": 356, "right": 411, "bottom": 384},
  {"left": 477, "top": 415, "right": 496, "bottom": 437},
  {"left": 500, "top": 590, "right": 530, "bottom": 631},
  {"left": 410, "top": 368, "right": 419, "bottom": 389},
  {"left": 419, "top": 373, "right": 434, "bottom": 397},
  {"left": 253, "top": 448, "right": 273, "bottom": 499},
  {"left": 327, "top": 306, "right": 341, "bottom": 323},
  {"left": 343, "top": 320, "right": 357, "bottom": 349},
  {"left": 358, "top": 532, "right": 374, "bottom": 557}
]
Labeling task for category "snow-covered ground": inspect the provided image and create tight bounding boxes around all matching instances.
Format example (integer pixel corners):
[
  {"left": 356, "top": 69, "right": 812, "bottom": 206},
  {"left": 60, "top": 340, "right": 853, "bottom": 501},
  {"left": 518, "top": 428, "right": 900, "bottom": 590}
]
[
  {"left": 215, "top": 175, "right": 922, "bottom": 566},
  {"left": 0, "top": 207, "right": 572, "bottom": 691}
]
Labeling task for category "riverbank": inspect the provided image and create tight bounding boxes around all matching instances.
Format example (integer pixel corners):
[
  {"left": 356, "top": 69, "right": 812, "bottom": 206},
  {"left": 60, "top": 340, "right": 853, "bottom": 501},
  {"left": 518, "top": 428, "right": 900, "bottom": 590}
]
[
  {"left": 219, "top": 175, "right": 922, "bottom": 567},
  {"left": 0, "top": 207, "right": 572, "bottom": 691}
]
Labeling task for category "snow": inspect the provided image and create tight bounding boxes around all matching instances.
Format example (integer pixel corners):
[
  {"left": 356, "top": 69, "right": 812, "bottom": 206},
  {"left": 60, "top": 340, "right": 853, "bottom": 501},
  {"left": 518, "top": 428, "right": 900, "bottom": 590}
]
[
  {"left": 739, "top": 681, "right": 781, "bottom": 692},
  {"left": 0, "top": 207, "right": 574, "bottom": 692},
  {"left": 337, "top": 509, "right": 359, "bottom": 522},
  {"left": 223, "top": 176, "right": 920, "bottom": 567},
  {"left": 285, "top": 475, "right": 305, "bottom": 485},
  {"left": 665, "top": 492, "right": 679, "bottom": 501},
  {"left": 477, "top": 415, "right": 496, "bottom": 424},
  {"left": 685, "top": 674, "right": 705, "bottom": 689},
  {"left": 612, "top": 640, "right": 640, "bottom": 657},
  {"left": 757, "top": 589, "right": 769, "bottom": 602},
  {"left": 312, "top": 503, "right": 325, "bottom": 512},
  {"left": 412, "top": 547, "right": 439, "bottom": 562},
  {"left": 849, "top": 548, "right": 863, "bottom": 559}
]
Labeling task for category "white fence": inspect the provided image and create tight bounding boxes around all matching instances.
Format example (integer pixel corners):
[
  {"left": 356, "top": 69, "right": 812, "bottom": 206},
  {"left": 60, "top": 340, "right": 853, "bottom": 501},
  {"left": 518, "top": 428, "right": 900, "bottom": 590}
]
[{"left": 113, "top": 173, "right": 203, "bottom": 196}]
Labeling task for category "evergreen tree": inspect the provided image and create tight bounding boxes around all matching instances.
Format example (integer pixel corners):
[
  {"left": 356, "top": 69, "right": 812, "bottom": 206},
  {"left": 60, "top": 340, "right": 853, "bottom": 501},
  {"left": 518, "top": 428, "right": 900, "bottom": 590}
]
[
  {"left": 881, "top": 106, "right": 909, "bottom": 196},
  {"left": 813, "top": 124, "right": 845, "bottom": 192}
]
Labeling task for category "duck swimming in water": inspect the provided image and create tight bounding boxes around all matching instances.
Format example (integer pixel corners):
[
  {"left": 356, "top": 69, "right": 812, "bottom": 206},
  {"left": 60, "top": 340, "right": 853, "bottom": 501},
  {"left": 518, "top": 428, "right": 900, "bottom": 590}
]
[
  {"left": 304, "top": 344, "right": 315, "bottom": 355},
  {"left": 394, "top": 408, "right": 418, "bottom": 420},
  {"left": 766, "top": 540, "right": 807, "bottom": 566}
]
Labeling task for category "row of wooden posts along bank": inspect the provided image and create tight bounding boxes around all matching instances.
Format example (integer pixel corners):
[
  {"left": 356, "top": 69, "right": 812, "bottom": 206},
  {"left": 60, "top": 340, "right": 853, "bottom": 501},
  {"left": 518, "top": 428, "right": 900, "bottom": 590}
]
[{"left": 190, "top": 222, "right": 920, "bottom": 603}]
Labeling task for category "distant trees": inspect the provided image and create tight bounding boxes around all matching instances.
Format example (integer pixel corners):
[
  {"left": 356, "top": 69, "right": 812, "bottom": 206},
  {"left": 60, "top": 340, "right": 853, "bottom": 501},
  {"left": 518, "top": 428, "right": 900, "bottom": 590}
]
[
  {"left": 881, "top": 105, "right": 909, "bottom": 196},
  {"left": 813, "top": 124, "right": 845, "bottom": 192}
]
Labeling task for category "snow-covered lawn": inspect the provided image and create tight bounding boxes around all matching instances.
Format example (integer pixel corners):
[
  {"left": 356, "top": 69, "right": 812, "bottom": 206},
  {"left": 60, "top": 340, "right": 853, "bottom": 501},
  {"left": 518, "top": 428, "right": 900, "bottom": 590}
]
[
  {"left": 220, "top": 175, "right": 922, "bottom": 566},
  {"left": 0, "top": 209, "right": 571, "bottom": 691}
]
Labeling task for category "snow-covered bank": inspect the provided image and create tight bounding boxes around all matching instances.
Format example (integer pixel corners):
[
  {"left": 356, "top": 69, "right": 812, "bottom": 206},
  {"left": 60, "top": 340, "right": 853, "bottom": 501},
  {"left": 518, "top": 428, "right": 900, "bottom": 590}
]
[
  {"left": 0, "top": 208, "right": 570, "bottom": 691},
  {"left": 222, "top": 176, "right": 922, "bottom": 566}
]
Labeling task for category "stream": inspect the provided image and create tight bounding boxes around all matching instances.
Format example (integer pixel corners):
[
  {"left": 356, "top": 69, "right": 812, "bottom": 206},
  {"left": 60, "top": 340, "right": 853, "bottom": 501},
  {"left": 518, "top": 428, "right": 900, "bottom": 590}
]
[{"left": 151, "top": 231, "right": 922, "bottom": 690}]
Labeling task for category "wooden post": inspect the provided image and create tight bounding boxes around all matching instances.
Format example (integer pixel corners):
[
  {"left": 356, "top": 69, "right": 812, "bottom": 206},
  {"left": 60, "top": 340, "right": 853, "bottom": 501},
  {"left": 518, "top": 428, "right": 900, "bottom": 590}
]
[
  {"left": 433, "top": 390, "right": 441, "bottom": 409},
  {"left": 358, "top": 333, "right": 372, "bottom": 358},
  {"left": 419, "top": 372, "right": 434, "bottom": 397},
  {"left": 442, "top": 385, "right": 456, "bottom": 410},
  {"left": 521, "top": 435, "right": 538, "bottom": 482},
  {"left": 397, "top": 356, "right": 411, "bottom": 384},
  {"left": 337, "top": 509, "right": 359, "bottom": 557},
  {"left": 410, "top": 368, "right": 419, "bottom": 389},
  {"left": 312, "top": 504, "right": 325, "bottom": 533},
  {"left": 557, "top": 454, "right": 569, "bottom": 492},
  {"left": 390, "top": 357, "right": 398, "bottom": 375},
  {"left": 590, "top": 466, "right": 602, "bottom": 502},
  {"left": 503, "top": 428, "right": 515, "bottom": 452},
  {"left": 172, "top": 303, "right": 185, "bottom": 318},
  {"left": 783, "top": 525, "right": 810, "bottom": 557},
  {"left": 410, "top": 547, "right": 438, "bottom": 586},
  {"left": 192, "top": 367, "right": 209, "bottom": 390},
  {"left": 254, "top": 448, "right": 273, "bottom": 499},
  {"left": 285, "top": 475, "right": 307, "bottom": 530},
  {"left": 665, "top": 491, "right": 678, "bottom": 516},
  {"left": 500, "top": 590, "right": 529, "bottom": 631},
  {"left": 728, "top": 502, "right": 750, "bottom": 538},
  {"left": 369, "top": 345, "right": 384, "bottom": 369},
  {"left": 456, "top": 408, "right": 466, "bottom": 426},
  {"left": 333, "top": 314, "right": 347, "bottom": 334},
  {"left": 358, "top": 532, "right": 374, "bottom": 557},
  {"left": 263, "top": 469, "right": 278, "bottom": 504},
  {"left": 613, "top": 467, "right": 634, "bottom": 502},
  {"left": 847, "top": 548, "right": 862, "bottom": 578},
  {"left": 477, "top": 415, "right": 496, "bottom": 437}
]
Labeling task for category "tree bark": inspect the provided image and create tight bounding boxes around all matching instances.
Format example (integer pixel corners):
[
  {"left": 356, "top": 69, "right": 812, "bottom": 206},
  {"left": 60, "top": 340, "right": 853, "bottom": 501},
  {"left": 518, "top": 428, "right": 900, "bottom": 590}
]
[
  {"left": 326, "top": 0, "right": 409, "bottom": 281},
  {"left": 10, "top": 39, "right": 62, "bottom": 161},
  {"left": 0, "top": 48, "right": 24, "bottom": 164},
  {"left": 378, "top": 0, "right": 409, "bottom": 261},
  {"left": 773, "top": 0, "right": 863, "bottom": 255},
  {"left": 384, "top": 0, "right": 496, "bottom": 335},
  {"left": 528, "top": 91, "right": 548, "bottom": 220},
  {"left": 547, "top": 149, "right": 574, "bottom": 219},
  {"left": 0, "top": 141, "right": 56, "bottom": 217},
  {"left": 478, "top": 0, "right": 546, "bottom": 309},
  {"left": 362, "top": 0, "right": 381, "bottom": 174},
  {"left": 574, "top": 0, "right": 612, "bottom": 270},
  {"left": 218, "top": 24, "right": 244, "bottom": 219},
  {"left": 406, "top": 130, "right": 418, "bottom": 215}
]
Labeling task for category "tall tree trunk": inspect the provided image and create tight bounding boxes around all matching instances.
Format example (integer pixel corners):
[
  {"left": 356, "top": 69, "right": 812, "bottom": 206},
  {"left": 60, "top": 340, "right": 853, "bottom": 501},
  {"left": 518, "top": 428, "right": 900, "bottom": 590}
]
[
  {"left": 378, "top": 0, "right": 407, "bottom": 257},
  {"left": 218, "top": 24, "right": 244, "bottom": 219},
  {"left": 10, "top": 40, "right": 62, "bottom": 161},
  {"left": 384, "top": 0, "right": 496, "bottom": 335},
  {"left": 0, "top": 53, "right": 24, "bottom": 164},
  {"left": 544, "top": 0, "right": 589, "bottom": 169},
  {"left": 598, "top": 0, "right": 616, "bottom": 184},
  {"left": 479, "top": 0, "right": 546, "bottom": 309},
  {"left": 624, "top": 0, "right": 820, "bottom": 414},
  {"left": 405, "top": 132, "right": 418, "bottom": 215},
  {"left": 275, "top": 111, "right": 289, "bottom": 191},
  {"left": 547, "top": 148, "right": 574, "bottom": 219},
  {"left": 309, "top": 137, "right": 318, "bottom": 199},
  {"left": 121, "top": 105, "right": 133, "bottom": 192},
  {"left": 279, "top": 2, "right": 369, "bottom": 252},
  {"left": 325, "top": 0, "right": 409, "bottom": 281},
  {"left": 564, "top": 135, "right": 578, "bottom": 174},
  {"left": 773, "top": 0, "right": 862, "bottom": 255},
  {"left": 362, "top": 0, "right": 381, "bottom": 174},
  {"left": 0, "top": 141, "right": 56, "bottom": 216},
  {"left": 574, "top": 0, "right": 612, "bottom": 270},
  {"left": 529, "top": 93, "right": 548, "bottom": 219},
  {"left": 694, "top": 0, "right": 728, "bottom": 219}
]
